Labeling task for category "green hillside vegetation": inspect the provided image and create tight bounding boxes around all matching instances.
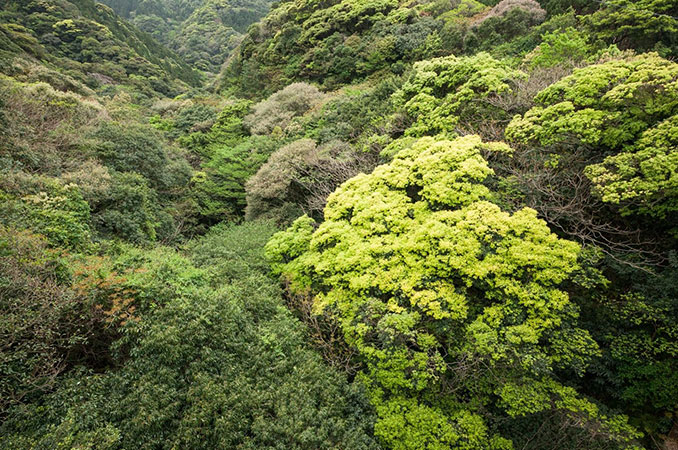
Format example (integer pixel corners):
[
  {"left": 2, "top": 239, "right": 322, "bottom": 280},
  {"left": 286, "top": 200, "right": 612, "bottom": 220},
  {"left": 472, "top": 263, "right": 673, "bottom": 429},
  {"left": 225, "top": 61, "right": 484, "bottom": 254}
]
[
  {"left": 0, "top": 0, "right": 200, "bottom": 96},
  {"left": 1, "top": 0, "right": 678, "bottom": 448},
  {"left": 101, "top": 0, "right": 274, "bottom": 72}
]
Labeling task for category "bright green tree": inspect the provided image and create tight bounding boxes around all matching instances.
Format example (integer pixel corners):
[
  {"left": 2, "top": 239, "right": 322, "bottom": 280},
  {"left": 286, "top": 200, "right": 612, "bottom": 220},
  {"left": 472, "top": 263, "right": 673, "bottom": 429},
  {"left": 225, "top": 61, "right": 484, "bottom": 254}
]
[
  {"left": 586, "top": 114, "right": 678, "bottom": 218},
  {"left": 266, "top": 135, "right": 641, "bottom": 449},
  {"left": 506, "top": 53, "right": 678, "bottom": 149},
  {"left": 393, "top": 53, "right": 525, "bottom": 137},
  {"left": 506, "top": 53, "right": 678, "bottom": 217}
]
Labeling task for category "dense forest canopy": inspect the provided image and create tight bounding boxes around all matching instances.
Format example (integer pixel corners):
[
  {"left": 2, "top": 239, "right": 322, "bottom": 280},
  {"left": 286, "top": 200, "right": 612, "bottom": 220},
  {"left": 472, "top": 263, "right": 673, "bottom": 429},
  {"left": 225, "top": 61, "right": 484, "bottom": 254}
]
[
  {"left": 100, "top": 0, "right": 275, "bottom": 72},
  {"left": 1, "top": 0, "right": 677, "bottom": 448}
]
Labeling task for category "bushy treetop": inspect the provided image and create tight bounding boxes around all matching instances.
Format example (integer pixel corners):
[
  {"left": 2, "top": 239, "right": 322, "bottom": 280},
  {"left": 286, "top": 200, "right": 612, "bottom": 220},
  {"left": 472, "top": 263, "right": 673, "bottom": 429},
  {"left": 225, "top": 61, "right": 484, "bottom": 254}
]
[
  {"left": 266, "top": 135, "right": 641, "bottom": 449},
  {"left": 393, "top": 53, "right": 526, "bottom": 137}
]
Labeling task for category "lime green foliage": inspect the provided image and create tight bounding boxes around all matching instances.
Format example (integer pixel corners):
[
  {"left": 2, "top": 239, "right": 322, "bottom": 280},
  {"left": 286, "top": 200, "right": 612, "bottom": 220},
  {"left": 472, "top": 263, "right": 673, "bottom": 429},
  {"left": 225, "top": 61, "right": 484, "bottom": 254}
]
[
  {"left": 372, "top": 396, "right": 513, "bottom": 450},
  {"left": 507, "top": 53, "right": 678, "bottom": 149},
  {"left": 524, "top": 27, "right": 595, "bottom": 68},
  {"left": 587, "top": 0, "right": 678, "bottom": 57},
  {"left": 586, "top": 115, "right": 678, "bottom": 217},
  {"left": 393, "top": 53, "right": 526, "bottom": 137},
  {"left": 0, "top": 223, "right": 379, "bottom": 449},
  {"left": 266, "top": 135, "right": 641, "bottom": 448},
  {"left": 507, "top": 53, "right": 678, "bottom": 216}
]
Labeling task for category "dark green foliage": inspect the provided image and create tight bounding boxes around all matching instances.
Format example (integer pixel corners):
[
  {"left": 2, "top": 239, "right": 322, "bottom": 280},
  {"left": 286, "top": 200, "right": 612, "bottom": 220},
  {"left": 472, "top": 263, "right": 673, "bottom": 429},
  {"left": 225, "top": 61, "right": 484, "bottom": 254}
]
[
  {"left": 0, "top": 228, "right": 115, "bottom": 416},
  {"left": 0, "top": 0, "right": 200, "bottom": 96},
  {"left": 176, "top": 98, "right": 252, "bottom": 155},
  {"left": 572, "top": 253, "right": 678, "bottom": 439},
  {"left": 587, "top": 0, "right": 678, "bottom": 57},
  {"left": 101, "top": 0, "right": 274, "bottom": 73},
  {"left": 302, "top": 77, "right": 401, "bottom": 145},
  {"left": 0, "top": 224, "right": 379, "bottom": 449},
  {"left": 192, "top": 135, "right": 279, "bottom": 223},
  {"left": 90, "top": 171, "right": 160, "bottom": 244},
  {"left": 188, "top": 220, "right": 278, "bottom": 281},
  {"left": 218, "top": 0, "right": 450, "bottom": 96},
  {"left": 169, "top": 102, "right": 218, "bottom": 139},
  {"left": 92, "top": 121, "right": 191, "bottom": 194},
  {"left": 464, "top": 0, "right": 547, "bottom": 53}
]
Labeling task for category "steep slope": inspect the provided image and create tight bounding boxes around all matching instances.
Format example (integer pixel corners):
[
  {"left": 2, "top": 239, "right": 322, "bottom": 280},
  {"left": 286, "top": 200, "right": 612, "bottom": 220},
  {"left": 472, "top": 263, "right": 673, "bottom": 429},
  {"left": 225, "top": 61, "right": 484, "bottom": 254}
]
[
  {"left": 1, "top": 0, "right": 678, "bottom": 448},
  {"left": 0, "top": 0, "right": 200, "bottom": 96},
  {"left": 101, "top": 0, "right": 274, "bottom": 72},
  {"left": 216, "top": 0, "right": 555, "bottom": 96},
  {"left": 218, "top": 0, "right": 677, "bottom": 98}
]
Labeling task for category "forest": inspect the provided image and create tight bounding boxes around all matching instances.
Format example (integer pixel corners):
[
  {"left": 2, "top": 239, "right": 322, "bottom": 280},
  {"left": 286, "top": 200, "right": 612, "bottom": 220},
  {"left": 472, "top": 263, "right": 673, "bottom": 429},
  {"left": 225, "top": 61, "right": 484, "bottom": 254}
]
[{"left": 0, "top": 0, "right": 677, "bottom": 448}]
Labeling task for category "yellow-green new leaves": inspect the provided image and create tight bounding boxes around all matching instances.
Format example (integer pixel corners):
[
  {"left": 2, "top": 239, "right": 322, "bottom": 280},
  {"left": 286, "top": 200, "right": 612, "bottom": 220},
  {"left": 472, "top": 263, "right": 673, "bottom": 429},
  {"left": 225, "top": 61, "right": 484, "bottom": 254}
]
[
  {"left": 506, "top": 53, "right": 678, "bottom": 217},
  {"left": 506, "top": 53, "right": 678, "bottom": 149},
  {"left": 373, "top": 397, "right": 513, "bottom": 450},
  {"left": 393, "top": 53, "right": 526, "bottom": 137},
  {"left": 587, "top": 115, "right": 678, "bottom": 217},
  {"left": 266, "top": 135, "right": 640, "bottom": 448}
]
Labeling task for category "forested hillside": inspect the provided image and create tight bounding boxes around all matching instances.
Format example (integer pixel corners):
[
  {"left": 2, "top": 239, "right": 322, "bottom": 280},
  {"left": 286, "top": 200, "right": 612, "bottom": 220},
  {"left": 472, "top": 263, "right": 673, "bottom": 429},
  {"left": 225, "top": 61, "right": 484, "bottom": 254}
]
[
  {"left": 101, "top": 0, "right": 274, "bottom": 72},
  {"left": 1, "top": 0, "right": 677, "bottom": 449}
]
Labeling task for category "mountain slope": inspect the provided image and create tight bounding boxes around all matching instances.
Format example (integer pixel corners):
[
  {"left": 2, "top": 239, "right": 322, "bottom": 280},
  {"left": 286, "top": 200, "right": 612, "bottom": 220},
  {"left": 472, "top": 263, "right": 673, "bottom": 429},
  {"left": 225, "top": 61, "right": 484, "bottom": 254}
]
[
  {"left": 0, "top": 0, "right": 200, "bottom": 96},
  {"left": 101, "top": 0, "right": 274, "bottom": 72}
]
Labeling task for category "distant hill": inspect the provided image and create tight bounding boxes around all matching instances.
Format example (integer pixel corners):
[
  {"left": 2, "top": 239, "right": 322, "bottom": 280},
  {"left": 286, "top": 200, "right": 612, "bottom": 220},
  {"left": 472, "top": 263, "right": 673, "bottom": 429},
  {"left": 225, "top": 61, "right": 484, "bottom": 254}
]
[
  {"left": 100, "top": 0, "right": 274, "bottom": 72},
  {"left": 0, "top": 0, "right": 200, "bottom": 97}
]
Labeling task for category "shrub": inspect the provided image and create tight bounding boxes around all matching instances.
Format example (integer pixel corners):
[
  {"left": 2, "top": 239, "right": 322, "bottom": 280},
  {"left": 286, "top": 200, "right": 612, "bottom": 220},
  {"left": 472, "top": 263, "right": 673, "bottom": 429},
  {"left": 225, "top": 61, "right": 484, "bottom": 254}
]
[
  {"left": 243, "top": 82, "right": 326, "bottom": 135},
  {"left": 0, "top": 225, "right": 379, "bottom": 450},
  {"left": 192, "top": 135, "right": 279, "bottom": 224},
  {"left": 92, "top": 121, "right": 179, "bottom": 192},
  {"left": 0, "top": 228, "right": 107, "bottom": 415},
  {"left": 245, "top": 139, "right": 318, "bottom": 221},
  {"left": 475, "top": 0, "right": 546, "bottom": 25},
  {"left": 0, "top": 78, "right": 101, "bottom": 174},
  {"left": 0, "top": 177, "right": 92, "bottom": 250},
  {"left": 90, "top": 171, "right": 159, "bottom": 244},
  {"left": 587, "top": 0, "right": 678, "bottom": 57},
  {"left": 506, "top": 53, "right": 678, "bottom": 151},
  {"left": 524, "top": 27, "right": 593, "bottom": 68},
  {"left": 245, "top": 139, "right": 375, "bottom": 223}
]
